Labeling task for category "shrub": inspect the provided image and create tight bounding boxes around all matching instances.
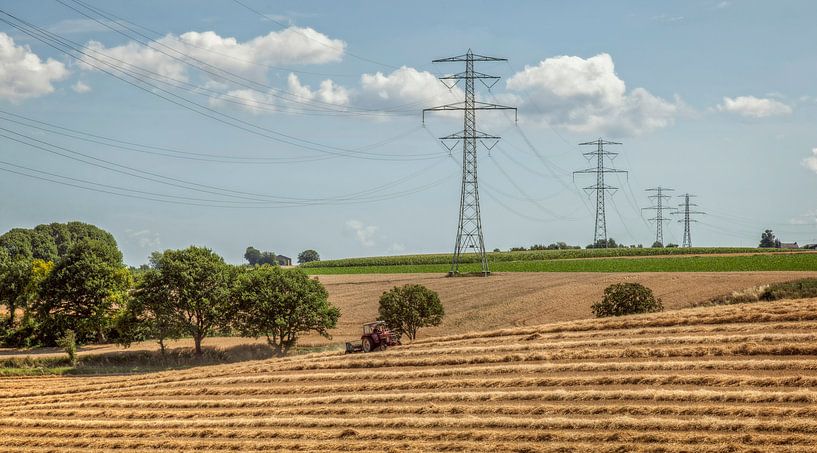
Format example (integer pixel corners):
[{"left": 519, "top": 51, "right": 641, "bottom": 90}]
[
  {"left": 592, "top": 283, "right": 663, "bottom": 318},
  {"left": 761, "top": 278, "right": 817, "bottom": 301},
  {"left": 56, "top": 329, "right": 77, "bottom": 366}
]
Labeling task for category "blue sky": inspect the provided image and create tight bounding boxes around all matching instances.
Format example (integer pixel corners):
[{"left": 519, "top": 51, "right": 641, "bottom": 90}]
[{"left": 0, "top": 0, "right": 815, "bottom": 265}]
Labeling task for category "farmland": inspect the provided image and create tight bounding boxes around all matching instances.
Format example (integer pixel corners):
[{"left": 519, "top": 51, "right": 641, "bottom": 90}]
[
  {"left": 302, "top": 249, "right": 817, "bottom": 274},
  {"left": 2, "top": 297, "right": 817, "bottom": 452}
]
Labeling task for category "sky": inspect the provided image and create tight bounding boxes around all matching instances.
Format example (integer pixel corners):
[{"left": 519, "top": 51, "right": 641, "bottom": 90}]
[{"left": 0, "top": 0, "right": 816, "bottom": 265}]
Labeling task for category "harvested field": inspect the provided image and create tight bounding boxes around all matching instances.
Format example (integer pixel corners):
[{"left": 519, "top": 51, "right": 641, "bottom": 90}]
[
  {"left": 2, "top": 298, "right": 817, "bottom": 452},
  {"left": 313, "top": 271, "right": 817, "bottom": 341}
]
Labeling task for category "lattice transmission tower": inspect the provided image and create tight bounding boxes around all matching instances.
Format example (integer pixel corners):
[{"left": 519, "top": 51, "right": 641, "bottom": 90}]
[
  {"left": 642, "top": 186, "right": 674, "bottom": 247},
  {"left": 423, "top": 49, "right": 516, "bottom": 276},
  {"left": 674, "top": 193, "right": 706, "bottom": 248},
  {"left": 573, "top": 139, "right": 627, "bottom": 247}
]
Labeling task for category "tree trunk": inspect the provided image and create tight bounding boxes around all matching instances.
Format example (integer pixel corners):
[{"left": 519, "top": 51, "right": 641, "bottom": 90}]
[
  {"left": 158, "top": 338, "right": 166, "bottom": 356},
  {"left": 7, "top": 301, "right": 15, "bottom": 327},
  {"left": 193, "top": 335, "right": 203, "bottom": 356}
]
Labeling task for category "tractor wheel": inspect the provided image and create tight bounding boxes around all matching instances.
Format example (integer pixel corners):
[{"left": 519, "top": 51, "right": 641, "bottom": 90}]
[
  {"left": 362, "top": 338, "right": 373, "bottom": 353},
  {"left": 378, "top": 344, "right": 387, "bottom": 352}
]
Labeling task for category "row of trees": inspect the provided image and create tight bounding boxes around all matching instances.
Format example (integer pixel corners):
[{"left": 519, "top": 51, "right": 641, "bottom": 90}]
[
  {"left": 0, "top": 223, "right": 340, "bottom": 354},
  {"left": 507, "top": 239, "right": 680, "bottom": 251},
  {"left": 244, "top": 247, "right": 321, "bottom": 266},
  {"left": 123, "top": 248, "right": 339, "bottom": 355}
]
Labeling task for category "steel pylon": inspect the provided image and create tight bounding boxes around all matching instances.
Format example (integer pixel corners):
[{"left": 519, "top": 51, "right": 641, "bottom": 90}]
[{"left": 423, "top": 50, "right": 516, "bottom": 276}]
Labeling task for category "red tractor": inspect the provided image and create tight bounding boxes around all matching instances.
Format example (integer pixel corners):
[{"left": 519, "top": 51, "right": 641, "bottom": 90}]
[{"left": 345, "top": 321, "right": 401, "bottom": 353}]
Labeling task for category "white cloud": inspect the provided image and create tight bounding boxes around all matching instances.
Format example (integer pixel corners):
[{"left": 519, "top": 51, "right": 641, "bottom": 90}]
[
  {"left": 717, "top": 96, "right": 793, "bottom": 118},
  {"left": 386, "top": 242, "right": 406, "bottom": 254},
  {"left": 0, "top": 32, "right": 69, "bottom": 102},
  {"left": 80, "top": 27, "right": 345, "bottom": 82},
  {"left": 286, "top": 73, "right": 349, "bottom": 105},
  {"left": 505, "top": 53, "right": 681, "bottom": 136},
  {"left": 716, "top": 1, "right": 732, "bottom": 9},
  {"left": 803, "top": 148, "right": 817, "bottom": 174},
  {"left": 358, "top": 66, "right": 461, "bottom": 110},
  {"left": 344, "top": 220, "right": 378, "bottom": 247},
  {"left": 84, "top": 39, "right": 188, "bottom": 80},
  {"left": 71, "top": 80, "right": 92, "bottom": 93},
  {"left": 790, "top": 209, "right": 817, "bottom": 226},
  {"left": 125, "top": 229, "right": 161, "bottom": 250},
  {"left": 210, "top": 73, "right": 348, "bottom": 113}
]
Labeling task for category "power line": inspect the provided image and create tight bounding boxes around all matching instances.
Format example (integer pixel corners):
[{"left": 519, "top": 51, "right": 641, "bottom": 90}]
[
  {"left": 642, "top": 186, "right": 674, "bottom": 246},
  {"left": 229, "top": 0, "right": 405, "bottom": 72},
  {"left": 573, "top": 138, "right": 627, "bottom": 247},
  {"left": 0, "top": 125, "right": 449, "bottom": 204},
  {"left": 423, "top": 49, "right": 516, "bottom": 276},
  {"left": 0, "top": 10, "right": 441, "bottom": 160}
]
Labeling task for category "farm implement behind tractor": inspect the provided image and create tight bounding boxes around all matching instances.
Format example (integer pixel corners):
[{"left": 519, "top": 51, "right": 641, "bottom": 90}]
[{"left": 345, "top": 321, "right": 401, "bottom": 353}]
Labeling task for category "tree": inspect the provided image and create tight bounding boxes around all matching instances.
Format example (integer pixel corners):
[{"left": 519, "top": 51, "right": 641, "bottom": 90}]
[
  {"left": 588, "top": 238, "right": 618, "bottom": 249},
  {"left": 760, "top": 229, "right": 777, "bottom": 248},
  {"left": 591, "top": 283, "right": 663, "bottom": 318},
  {"left": 0, "top": 222, "right": 117, "bottom": 263},
  {"left": 257, "top": 251, "right": 277, "bottom": 266},
  {"left": 378, "top": 284, "right": 444, "bottom": 341},
  {"left": 652, "top": 241, "right": 663, "bottom": 248},
  {"left": 34, "top": 239, "right": 131, "bottom": 344},
  {"left": 136, "top": 247, "right": 234, "bottom": 355},
  {"left": 0, "top": 259, "right": 34, "bottom": 327},
  {"left": 233, "top": 265, "right": 339, "bottom": 355},
  {"left": 244, "top": 246, "right": 261, "bottom": 266},
  {"left": 298, "top": 249, "right": 320, "bottom": 264}
]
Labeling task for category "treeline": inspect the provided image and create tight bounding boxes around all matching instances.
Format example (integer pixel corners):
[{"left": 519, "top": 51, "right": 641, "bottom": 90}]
[
  {"left": 0, "top": 222, "right": 338, "bottom": 354},
  {"left": 509, "top": 242, "right": 581, "bottom": 252}
]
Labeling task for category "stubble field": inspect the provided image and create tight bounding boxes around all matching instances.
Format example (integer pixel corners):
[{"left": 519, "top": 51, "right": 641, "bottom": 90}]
[{"left": 1, "top": 297, "right": 817, "bottom": 452}]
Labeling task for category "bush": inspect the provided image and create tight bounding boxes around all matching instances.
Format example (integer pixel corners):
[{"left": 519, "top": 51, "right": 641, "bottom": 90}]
[
  {"left": 592, "top": 283, "right": 663, "bottom": 318},
  {"left": 56, "top": 329, "right": 77, "bottom": 366},
  {"left": 761, "top": 278, "right": 817, "bottom": 301}
]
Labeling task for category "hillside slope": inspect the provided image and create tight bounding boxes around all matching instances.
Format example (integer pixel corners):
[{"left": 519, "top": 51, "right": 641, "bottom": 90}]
[
  {"left": 312, "top": 271, "right": 817, "bottom": 342},
  {"left": 2, "top": 298, "right": 817, "bottom": 452}
]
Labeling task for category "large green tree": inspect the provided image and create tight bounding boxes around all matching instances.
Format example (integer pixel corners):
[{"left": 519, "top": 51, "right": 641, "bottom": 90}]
[
  {"left": 233, "top": 266, "right": 339, "bottom": 355},
  {"left": 117, "top": 269, "right": 183, "bottom": 355},
  {"left": 760, "top": 229, "right": 780, "bottom": 248},
  {"left": 34, "top": 239, "right": 131, "bottom": 344},
  {"left": 244, "top": 246, "right": 261, "bottom": 266},
  {"left": 136, "top": 247, "right": 234, "bottom": 355},
  {"left": 0, "top": 222, "right": 117, "bottom": 262},
  {"left": 378, "top": 284, "right": 444, "bottom": 341},
  {"left": 0, "top": 259, "right": 34, "bottom": 326},
  {"left": 297, "top": 249, "right": 320, "bottom": 264}
]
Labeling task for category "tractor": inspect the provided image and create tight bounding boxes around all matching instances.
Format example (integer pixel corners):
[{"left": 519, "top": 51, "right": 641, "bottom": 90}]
[{"left": 345, "top": 321, "right": 401, "bottom": 353}]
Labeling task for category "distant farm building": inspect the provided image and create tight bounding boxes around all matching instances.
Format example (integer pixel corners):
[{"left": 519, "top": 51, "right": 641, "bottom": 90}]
[
  {"left": 276, "top": 255, "right": 292, "bottom": 266},
  {"left": 803, "top": 244, "right": 817, "bottom": 250},
  {"left": 779, "top": 242, "right": 799, "bottom": 249}
]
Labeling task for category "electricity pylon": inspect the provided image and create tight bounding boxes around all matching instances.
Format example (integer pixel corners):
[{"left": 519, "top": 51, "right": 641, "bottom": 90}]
[
  {"left": 674, "top": 193, "right": 706, "bottom": 248},
  {"left": 573, "top": 139, "right": 627, "bottom": 247},
  {"left": 642, "top": 186, "right": 674, "bottom": 246},
  {"left": 423, "top": 49, "right": 516, "bottom": 276}
]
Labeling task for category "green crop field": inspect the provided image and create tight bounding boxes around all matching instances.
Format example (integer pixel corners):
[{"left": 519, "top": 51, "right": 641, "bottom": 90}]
[
  {"left": 301, "top": 247, "right": 806, "bottom": 269},
  {"left": 303, "top": 252, "right": 817, "bottom": 274}
]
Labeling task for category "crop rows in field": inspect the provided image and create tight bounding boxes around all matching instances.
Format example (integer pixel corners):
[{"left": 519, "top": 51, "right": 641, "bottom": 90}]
[
  {"left": 304, "top": 252, "right": 817, "bottom": 274},
  {"left": 2, "top": 298, "right": 817, "bottom": 452},
  {"left": 300, "top": 247, "right": 799, "bottom": 269}
]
